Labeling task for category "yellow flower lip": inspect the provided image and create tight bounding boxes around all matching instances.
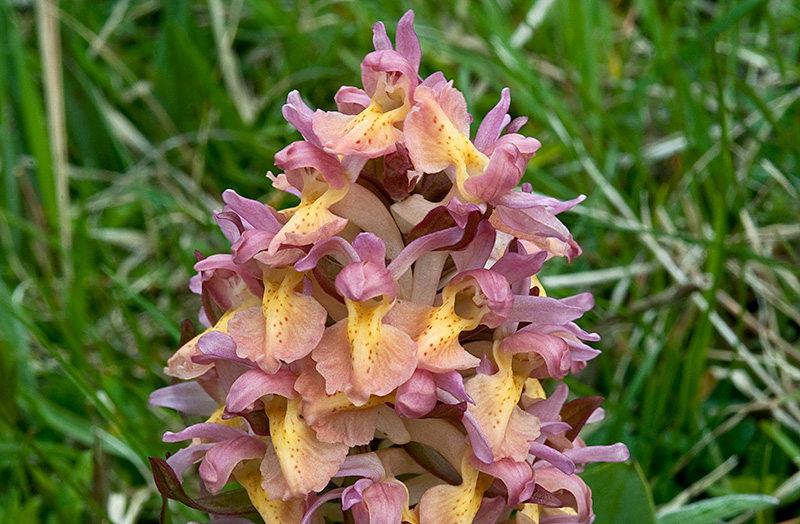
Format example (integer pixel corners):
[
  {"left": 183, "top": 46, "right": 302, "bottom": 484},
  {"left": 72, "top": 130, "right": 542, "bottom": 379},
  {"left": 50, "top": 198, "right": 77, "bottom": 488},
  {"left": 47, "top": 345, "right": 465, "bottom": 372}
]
[
  {"left": 313, "top": 295, "right": 417, "bottom": 406},
  {"left": 269, "top": 173, "right": 350, "bottom": 254},
  {"left": 313, "top": 51, "right": 419, "bottom": 158},
  {"left": 412, "top": 284, "right": 482, "bottom": 373},
  {"left": 262, "top": 396, "right": 349, "bottom": 500},
  {"left": 465, "top": 342, "right": 542, "bottom": 461},
  {"left": 227, "top": 267, "right": 327, "bottom": 374},
  {"left": 404, "top": 84, "right": 490, "bottom": 204},
  {"left": 418, "top": 453, "right": 492, "bottom": 524}
]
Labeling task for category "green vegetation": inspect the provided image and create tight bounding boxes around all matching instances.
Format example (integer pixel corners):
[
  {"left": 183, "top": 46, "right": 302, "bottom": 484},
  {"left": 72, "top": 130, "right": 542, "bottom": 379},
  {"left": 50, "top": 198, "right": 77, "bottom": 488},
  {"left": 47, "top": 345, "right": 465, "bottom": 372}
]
[{"left": 1, "top": 0, "right": 798, "bottom": 522}]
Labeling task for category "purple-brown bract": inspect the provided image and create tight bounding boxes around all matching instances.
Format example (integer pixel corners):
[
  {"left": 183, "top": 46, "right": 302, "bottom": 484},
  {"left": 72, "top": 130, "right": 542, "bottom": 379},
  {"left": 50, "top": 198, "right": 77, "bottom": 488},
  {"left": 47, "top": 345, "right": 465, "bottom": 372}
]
[{"left": 150, "top": 10, "right": 629, "bottom": 524}]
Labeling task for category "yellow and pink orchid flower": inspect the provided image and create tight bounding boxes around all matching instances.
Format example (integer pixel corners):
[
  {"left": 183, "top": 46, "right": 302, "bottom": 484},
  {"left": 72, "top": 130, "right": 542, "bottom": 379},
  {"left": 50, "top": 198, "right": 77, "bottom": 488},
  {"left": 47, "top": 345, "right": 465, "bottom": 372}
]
[{"left": 150, "top": 10, "right": 628, "bottom": 524}]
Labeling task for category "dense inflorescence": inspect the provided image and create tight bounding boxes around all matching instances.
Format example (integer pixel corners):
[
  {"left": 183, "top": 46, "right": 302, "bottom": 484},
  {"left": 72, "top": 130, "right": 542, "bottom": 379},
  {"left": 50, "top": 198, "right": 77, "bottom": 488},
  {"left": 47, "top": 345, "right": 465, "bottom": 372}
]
[{"left": 150, "top": 11, "right": 628, "bottom": 524}]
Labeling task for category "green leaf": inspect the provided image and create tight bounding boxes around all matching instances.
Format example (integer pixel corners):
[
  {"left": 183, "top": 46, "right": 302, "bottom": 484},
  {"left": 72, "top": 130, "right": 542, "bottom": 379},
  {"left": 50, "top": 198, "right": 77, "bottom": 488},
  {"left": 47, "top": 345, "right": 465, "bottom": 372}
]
[
  {"left": 582, "top": 462, "right": 657, "bottom": 524},
  {"left": 0, "top": 1, "right": 56, "bottom": 226},
  {"left": 657, "top": 495, "right": 779, "bottom": 524}
]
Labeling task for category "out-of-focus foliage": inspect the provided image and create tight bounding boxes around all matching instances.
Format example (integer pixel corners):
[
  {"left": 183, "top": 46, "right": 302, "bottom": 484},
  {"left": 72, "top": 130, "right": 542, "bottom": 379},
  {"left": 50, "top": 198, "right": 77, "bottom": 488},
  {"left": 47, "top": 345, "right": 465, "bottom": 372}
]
[{"left": 1, "top": 0, "right": 798, "bottom": 522}]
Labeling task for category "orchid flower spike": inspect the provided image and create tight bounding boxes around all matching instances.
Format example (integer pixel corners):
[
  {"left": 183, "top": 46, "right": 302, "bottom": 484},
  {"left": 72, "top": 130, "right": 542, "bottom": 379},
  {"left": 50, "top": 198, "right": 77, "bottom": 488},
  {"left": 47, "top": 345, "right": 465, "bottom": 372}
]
[{"left": 150, "top": 10, "right": 628, "bottom": 524}]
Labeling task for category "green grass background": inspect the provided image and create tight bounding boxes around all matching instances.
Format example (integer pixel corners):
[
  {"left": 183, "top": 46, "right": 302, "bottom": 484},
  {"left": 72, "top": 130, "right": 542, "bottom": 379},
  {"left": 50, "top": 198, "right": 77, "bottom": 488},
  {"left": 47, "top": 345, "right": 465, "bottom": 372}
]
[{"left": 1, "top": 0, "right": 799, "bottom": 522}]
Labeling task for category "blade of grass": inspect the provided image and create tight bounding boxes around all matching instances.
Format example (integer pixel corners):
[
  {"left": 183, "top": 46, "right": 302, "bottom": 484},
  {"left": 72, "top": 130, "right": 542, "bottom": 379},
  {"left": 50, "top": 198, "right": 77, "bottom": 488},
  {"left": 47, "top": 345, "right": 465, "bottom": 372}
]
[
  {"left": 760, "top": 421, "right": 800, "bottom": 469},
  {"left": 0, "top": 289, "right": 151, "bottom": 464},
  {"left": 677, "top": 0, "right": 769, "bottom": 64},
  {"left": 0, "top": 32, "right": 23, "bottom": 253},
  {"left": 1, "top": 1, "right": 56, "bottom": 228},
  {"left": 677, "top": 35, "right": 735, "bottom": 430},
  {"left": 207, "top": 0, "right": 258, "bottom": 125},
  {"left": 102, "top": 267, "right": 182, "bottom": 342},
  {"left": 35, "top": 0, "right": 72, "bottom": 276}
]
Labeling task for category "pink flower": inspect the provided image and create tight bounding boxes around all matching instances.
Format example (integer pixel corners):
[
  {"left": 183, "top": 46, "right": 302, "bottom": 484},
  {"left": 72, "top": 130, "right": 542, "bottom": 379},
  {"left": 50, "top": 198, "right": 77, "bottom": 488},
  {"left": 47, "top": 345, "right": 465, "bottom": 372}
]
[
  {"left": 227, "top": 267, "right": 327, "bottom": 374},
  {"left": 313, "top": 11, "right": 421, "bottom": 158},
  {"left": 309, "top": 234, "right": 417, "bottom": 405},
  {"left": 150, "top": 10, "right": 628, "bottom": 524},
  {"left": 405, "top": 85, "right": 541, "bottom": 206}
]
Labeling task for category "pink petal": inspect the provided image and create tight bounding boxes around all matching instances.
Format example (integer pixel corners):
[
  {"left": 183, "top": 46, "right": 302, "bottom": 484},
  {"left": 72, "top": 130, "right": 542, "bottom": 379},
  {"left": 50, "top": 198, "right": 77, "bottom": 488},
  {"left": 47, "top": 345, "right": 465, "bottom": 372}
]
[
  {"left": 282, "top": 90, "right": 322, "bottom": 148},
  {"left": 149, "top": 381, "right": 218, "bottom": 416},
  {"left": 533, "top": 466, "right": 594, "bottom": 524},
  {"left": 495, "top": 191, "right": 585, "bottom": 213},
  {"left": 464, "top": 141, "right": 539, "bottom": 203},
  {"left": 199, "top": 435, "right": 267, "bottom": 493},
  {"left": 529, "top": 442, "right": 576, "bottom": 474},
  {"left": 492, "top": 204, "right": 571, "bottom": 243},
  {"left": 163, "top": 422, "right": 248, "bottom": 443},
  {"left": 295, "top": 361, "right": 383, "bottom": 446},
  {"left": 489, "top": 250, "right": 547, "bottom": 287},
  {"left": 194, "top": 253, "right": 263, "bottom": 308},
  {"left": 563, "top": 443, "right": 630, "bottom": 464},
  {"left": 474, "top": 88, "right": 511, "bottom": 152},
  {"left": 472, "top": 496, "right": 508, "bottom": 524},
  {"left": 447, "top": 269, "right": 514, "bottom": 329},
  {"left": 275, "top": 141, "right": 347, "bottom": 191},
  {"left": 451, "top": 220, "right": 497, "bottom": 273},
  {"left": 395, "top": 369, "right": 437, "bottom": 418},
  {"left": 507, "top": 116, "right": 527, "bottom": 134},
  {"left": 335, "top": 86, "right": 371, "bottom": 114},
  {"left": 526, "top": 383, "right": 569, "bottom": 422},
  {"left": 435, "top": 370, "right": 474, "bottom": 404},
  {"left": 360, "top": 50, "right": 418, "bottom": 99},
  {"left": 301, "top": 487, "right": 346, "bottom": 524},
  {"left": 225, "top": 367, "right": 298, "bottom": 414},
  {"left": 470, "top": 456, "right": 535, "bottom": 507},
  {"left": 342, "top": 478, "right": 374, "bottom": 510},
  {"left": 463, "top": 410, "right": 494, "bottom": 464},
  {"left": 222, "top": 189, "right": 285, "bottom": 233},
  {"left": 500, "top": 331, "right": 571, "bottom": 380},
  {"left": 214, "top": 210, "right": 245, "bottom": 244},
  {"left": 360, "top": 480, "right": 409, "bottom": 524},
  {"left": 395, "top": 10, "right": 421, "bottom": 72},
  {"left": 508, "top": 294, "right": 591, "bottom": 325},
  {"left": 231, "top": 229, "right": 278, "bottom": 265},
  {"left": 229, "top": 271, "right": 327, "bottom": 374},
  {"left": 335, "top": 261, "right": 396, "bottom": 303},
  {"left": 372, "top": 22, "right": 391, "bottom": 51},
  {"left": 312, "top": 308, "right": 417, "bottom": 406},
  {"left": 352, "top": 232, "right": 387, "bottom": 266},
  {"left": 166, "top": 443, "right": 214, "bottom": 480},
  {"left": 192, "top": 330, "right": 254, "bottom": 367},
  {"left": 294, "top": 235, "right": 360, "bottom": 272},
  {"left": 386, "top": 224, "right": 468, "bottom": 280},
  {"left": 335, "top": 453, "right": 386, "bottom": 480}
]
